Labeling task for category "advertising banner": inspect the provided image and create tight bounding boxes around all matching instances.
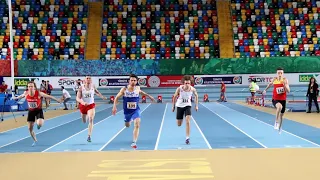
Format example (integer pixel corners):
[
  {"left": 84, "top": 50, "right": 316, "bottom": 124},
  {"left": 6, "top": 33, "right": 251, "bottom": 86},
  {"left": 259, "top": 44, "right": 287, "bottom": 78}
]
[
  {"left": 98, "top": 76, "right": 147, "bottom": 87},
  {"left": 194, "top": 75, "right": 242, "bottom": 86},
  {"left": 298, "top": 73, "right": 320, "bottom": 83},
  {"left": 147, "top": 76, "right": 188, "bottom": 87}
]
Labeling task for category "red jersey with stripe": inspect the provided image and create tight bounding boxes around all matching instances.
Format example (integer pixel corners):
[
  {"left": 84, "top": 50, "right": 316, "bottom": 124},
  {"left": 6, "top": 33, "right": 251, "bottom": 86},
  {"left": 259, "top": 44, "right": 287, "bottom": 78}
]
[
  {"left": 26, "top": 90, "right": 42, "bottom": 111},
  {"left": 272, "top": 78, "right": 287, "bottom": 100}
]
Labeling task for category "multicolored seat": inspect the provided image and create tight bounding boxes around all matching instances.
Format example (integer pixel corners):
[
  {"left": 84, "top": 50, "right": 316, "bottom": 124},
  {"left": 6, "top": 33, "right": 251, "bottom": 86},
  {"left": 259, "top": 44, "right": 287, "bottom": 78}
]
[
  {"left": 231, "top": 0, "right": 320, "bottom": 58},
  {"left": 0, "top": 0, "right": 88, "bottom": 60},
  {"left": 100, "top": 0, "right": 220, "bottom": 60}
]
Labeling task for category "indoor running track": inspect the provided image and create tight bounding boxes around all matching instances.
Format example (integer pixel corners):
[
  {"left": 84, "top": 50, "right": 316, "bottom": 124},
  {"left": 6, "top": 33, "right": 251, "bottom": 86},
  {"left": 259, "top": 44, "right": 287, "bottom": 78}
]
[{"left": 0, "top": 102, "right": 320, "bottom": 154}]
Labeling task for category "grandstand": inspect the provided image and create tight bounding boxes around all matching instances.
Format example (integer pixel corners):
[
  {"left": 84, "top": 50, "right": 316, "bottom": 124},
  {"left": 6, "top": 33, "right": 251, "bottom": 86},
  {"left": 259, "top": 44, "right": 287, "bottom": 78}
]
[
  {"left": 231, "top": 0, "right": 320, "bottom": 58},
  {"left": 0, "top": 0, "right": 88, "bottom": 60}
]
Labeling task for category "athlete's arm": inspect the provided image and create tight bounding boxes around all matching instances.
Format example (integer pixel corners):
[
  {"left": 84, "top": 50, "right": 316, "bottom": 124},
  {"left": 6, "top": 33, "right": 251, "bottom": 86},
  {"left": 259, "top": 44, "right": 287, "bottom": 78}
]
[
  {"left": 112, "top": 87, "right": 125, "bottom": 115},
  {"left": 12, "top": 91, "right": 27, "bottom": 100},
  {"left": 39, "top": 92, "right": 61, "bottom": 103},
  {"left": 76, "top": 88, "right": 86, "bottom": 105},
  {"left": 172, "top": 87, "right": 180, "bottom": 109},
  {"left": 283, "top": 78, "right": 290, "bottom": 93},
  {"left": 94, "top": 86, "right": 107, "bottom": 100},
  {"left": 139, "top": 90, "right": 155, "bottom": 102},
  {"left": 192, "top": 87, "right": 199, "bottom": 109},
  {"left": 264, "top": 78, "right": 275, "bottom": 92},
  {"left": 113, "top": 87, "right": 125, "bottom": 106}
]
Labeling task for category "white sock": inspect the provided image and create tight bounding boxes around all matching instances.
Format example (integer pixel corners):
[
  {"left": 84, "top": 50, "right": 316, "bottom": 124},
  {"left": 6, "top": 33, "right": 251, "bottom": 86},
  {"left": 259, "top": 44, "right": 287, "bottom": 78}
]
[{"left": 186, "top": 136, "right": 189, "bottom": 139}]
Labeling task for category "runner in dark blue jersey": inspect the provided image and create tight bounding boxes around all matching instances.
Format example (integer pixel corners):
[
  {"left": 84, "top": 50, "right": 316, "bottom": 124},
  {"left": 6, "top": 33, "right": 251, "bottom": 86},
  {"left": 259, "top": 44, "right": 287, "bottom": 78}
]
[{"left": 112, "top": 74, "right": 155, "bottom": 149}]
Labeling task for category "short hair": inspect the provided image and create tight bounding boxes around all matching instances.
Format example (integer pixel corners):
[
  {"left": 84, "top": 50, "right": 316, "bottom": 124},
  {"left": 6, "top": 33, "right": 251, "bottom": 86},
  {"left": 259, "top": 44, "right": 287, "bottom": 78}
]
[
  {"left": 181, "top": 75, "right": 193, "bottom": 83},
  {"left": 61, "top": 86, "right": 64, "bottom": 89},
  {"left": 28, "top": 81, "right": 37, "bottom": 89},
  {"left": 277, "top": 67, "right": 284, "bottom": 71},
  {"left": 129, "top": 74, "right": 138, "bottom": 80}
]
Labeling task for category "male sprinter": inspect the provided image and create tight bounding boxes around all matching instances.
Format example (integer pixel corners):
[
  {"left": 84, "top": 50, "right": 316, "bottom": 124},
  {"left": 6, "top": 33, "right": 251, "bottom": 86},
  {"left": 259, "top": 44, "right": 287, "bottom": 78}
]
[
  {"left": 13, "top": 81, "right": 61, "bottom": 146},
  {"left": 263, "top": 67, "right": 290, "bottom": 133},
  {"left": 172, "top": 75, "right": 199, "bottom": 144},
  {"left": 112, "top": 74, "right": 155, "bottom": 149},
  {"left": 76, "top": 76, "right": 107, "bottom": 142}
]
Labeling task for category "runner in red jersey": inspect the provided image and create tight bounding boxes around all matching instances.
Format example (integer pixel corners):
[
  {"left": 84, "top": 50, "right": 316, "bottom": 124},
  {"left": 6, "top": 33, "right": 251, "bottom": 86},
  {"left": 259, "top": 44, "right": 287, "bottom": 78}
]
[
  {"left": 263, "top": 67, "right": 290, "bottom": 133},
  {"left": 13, "top": 81, "right": 61, "bottom": 146}
]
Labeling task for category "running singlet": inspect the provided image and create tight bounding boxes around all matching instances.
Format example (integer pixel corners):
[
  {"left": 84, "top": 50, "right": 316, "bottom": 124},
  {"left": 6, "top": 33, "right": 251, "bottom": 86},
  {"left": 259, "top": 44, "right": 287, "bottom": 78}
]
[
  {"left": 26, "top": 90, "right": 42, "bottom": 111},
  {"left": 272, "top": 78, "right": 287, "bottom": 100},
  {"left": 123, "top": 86, "right": 140, "bottom": 114},
  {"left": 176, "top": 85, "right": 193, "bottom": 107},
  {"left": 81, "top": 85, "right": 95, "bottom": 104}
]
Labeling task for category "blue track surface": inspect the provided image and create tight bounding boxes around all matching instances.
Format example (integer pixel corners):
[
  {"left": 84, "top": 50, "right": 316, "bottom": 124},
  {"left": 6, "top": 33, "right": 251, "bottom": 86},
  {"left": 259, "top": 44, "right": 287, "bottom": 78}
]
[{"left": 0, "top": 102, "right": 319, "bottom": 154}]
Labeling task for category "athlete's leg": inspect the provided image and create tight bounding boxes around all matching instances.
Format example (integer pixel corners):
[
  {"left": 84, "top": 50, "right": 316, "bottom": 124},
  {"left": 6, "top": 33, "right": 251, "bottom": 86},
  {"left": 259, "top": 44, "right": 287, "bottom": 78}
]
[
  {"left": 176, "top": 107, "right": 184, "bottom": 126},
  {"left": 28, "top": 122, "right": 37, "bottom": 141},
  {"left": 81, "top": 114, "right": 87, "bottom": 123},
  {"left": 35, "top": 109, "right": 45, "bottom": 130},
  {"left": 278, "top": 101, "right": 286, "bottom": 133},
  {"left": 86, "top": 107, "right": 95, "bottom": 142},
  {"left": 132, "top": 118, "right": 141, "bottom": 143},
  {"left": 184, "top": 106, "right": 192, "bottom": 144},
  {"left": 130, "top": 110, "right": 141, "bottom": 149},
  {"left": 27, "top": 111, "right": 37, "bottom": 146},
  {"left": 79, "top": 104, "right": 87, "bottom": 123}
]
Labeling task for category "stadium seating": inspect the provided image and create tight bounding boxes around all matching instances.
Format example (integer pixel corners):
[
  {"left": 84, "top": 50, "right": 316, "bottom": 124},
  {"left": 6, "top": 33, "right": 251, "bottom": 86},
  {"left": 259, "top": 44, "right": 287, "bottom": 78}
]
[
  {"left": 100, "top": 0, "right": 220, "bottom": 60},
  {"left": 231, "top": 0, "right": 320, "bottom": 58},
  {"left": 0, "top": 0, "right": 88, "bottom": 60}
]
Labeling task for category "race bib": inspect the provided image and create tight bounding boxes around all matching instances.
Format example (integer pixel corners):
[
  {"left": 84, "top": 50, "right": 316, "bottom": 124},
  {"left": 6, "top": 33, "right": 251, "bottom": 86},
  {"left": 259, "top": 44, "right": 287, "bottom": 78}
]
[
  {"left": 182, "top": 98, "right": 189, "bottom": 103},
  {"left": 84, "top": 93, "right": 92, "bottom": 98},
  {"left": 28, "top": 102, "right": 38, "bottom": 108},
  {"left": 276, "top": 87, "right": 285, "bottom": 94},
  {"left": 127, "top": 102, "right": 137, "bottom": 109}
]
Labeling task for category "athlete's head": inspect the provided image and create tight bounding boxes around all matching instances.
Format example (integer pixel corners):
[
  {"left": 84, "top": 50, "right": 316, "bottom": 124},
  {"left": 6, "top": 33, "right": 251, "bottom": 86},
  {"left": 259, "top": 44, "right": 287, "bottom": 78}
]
[
  {"left": 129, "top": 74, "right": 138, "bottom": 87},
  {"left": 85, "top": 76, "right": 92, "bottom": 84},
  {"left": 27, "top": 81, "right": 37, "bottom": 91},
  {"left": 181, "top": 75, "right": 193, "bottom": 88},
  {"left": 276, "top": 67, "right": 284, "bottom": 79}
]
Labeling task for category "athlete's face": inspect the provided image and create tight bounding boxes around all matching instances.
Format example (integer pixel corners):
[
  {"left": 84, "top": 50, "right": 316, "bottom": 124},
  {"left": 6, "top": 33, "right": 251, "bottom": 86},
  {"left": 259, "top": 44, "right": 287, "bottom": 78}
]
[
  {"left": 85, "top": 76, "right": 92, "bottom": 84},
  {"left": 129, "top": 77, "right": 137, "bottom": 86},
  {"left": 277, "top": 70, "right": 284, "bottom": 78},
  {"left": 184, "top": 80, "right": 191, "bottom": 88},
  {"left": 27, "top": 83, "right": 35, "bottom": 91}
]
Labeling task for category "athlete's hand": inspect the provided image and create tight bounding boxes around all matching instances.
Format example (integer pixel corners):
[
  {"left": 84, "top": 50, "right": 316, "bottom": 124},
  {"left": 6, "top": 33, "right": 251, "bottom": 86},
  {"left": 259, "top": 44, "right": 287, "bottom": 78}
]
[
  {"left": 172, "top": 106, "right": 175, "bottom": 112},
  {"left": 282, "top": 78, "right": 287, "bottom": 85},
  {"left": 112, "top": 106, "right": 117, "bottom": 115},
  {"left": 262, "top": 90, "right": 266, "bottom": 95},
  {"left": 195, "top": 105, "right": 198, "bottom": 112}
]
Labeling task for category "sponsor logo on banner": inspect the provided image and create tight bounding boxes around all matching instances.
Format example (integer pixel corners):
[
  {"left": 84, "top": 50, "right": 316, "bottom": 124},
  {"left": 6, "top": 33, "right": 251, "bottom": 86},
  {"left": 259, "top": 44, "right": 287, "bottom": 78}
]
[
  {"left": 14, "top": 78, "right": 39, "bottom": 87},
  {"left": 99, "top": 78, "right": 109, "bottom": 86},
  {"left": 138, "top": 78, "right": 147, "bottom": 86},
  {"left": 194, "top": 76, "right": 242, "bottom": 85},
  {"left": 58, "top": 78, "right": 78, "bottom": 86},
  {"left": 299, "top": 74, "right": 320, "bottom": 82},
  {"left": 248, "top": 75, "right": 274, "bottom": 84},
  {"left": 99, "top": 77, "right": 147, "bottom": 87},
  {"left": 147, "top": 76, "right": 187, "bottom": 87},
  {"left": 99, "top": 78, "right": 128, "bottom": 87}
]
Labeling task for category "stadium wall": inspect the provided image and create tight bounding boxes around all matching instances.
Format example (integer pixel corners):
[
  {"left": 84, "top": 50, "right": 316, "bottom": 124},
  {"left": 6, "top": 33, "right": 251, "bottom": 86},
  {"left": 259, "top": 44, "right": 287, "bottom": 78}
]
[{"left": 0, "top": 56, "right": 320, "bottom": 77}]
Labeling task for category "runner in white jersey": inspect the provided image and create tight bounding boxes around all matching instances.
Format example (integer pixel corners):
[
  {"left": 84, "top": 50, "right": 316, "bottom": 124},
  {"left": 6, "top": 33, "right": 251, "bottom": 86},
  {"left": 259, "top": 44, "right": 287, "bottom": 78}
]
[
  {"left": 172, "top": 75, "right": 199, "bottom": 145},
  {"left": 76, "top": 76, "right": 107, "bottom": 142}
]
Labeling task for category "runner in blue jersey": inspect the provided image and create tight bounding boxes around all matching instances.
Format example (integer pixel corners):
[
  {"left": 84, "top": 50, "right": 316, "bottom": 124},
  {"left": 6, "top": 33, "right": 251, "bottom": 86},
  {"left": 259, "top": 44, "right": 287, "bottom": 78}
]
[{"left": 112, "top": 74, "right": 155, "bottom": 149}]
